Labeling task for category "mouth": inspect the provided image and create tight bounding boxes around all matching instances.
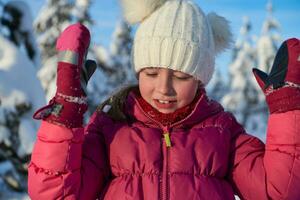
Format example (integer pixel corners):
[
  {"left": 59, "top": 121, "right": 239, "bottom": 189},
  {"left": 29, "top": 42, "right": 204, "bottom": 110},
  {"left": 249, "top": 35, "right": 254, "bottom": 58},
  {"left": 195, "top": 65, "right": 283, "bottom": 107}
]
[{"left": 153, "top": 99, "right": 177, "bottom": 110}]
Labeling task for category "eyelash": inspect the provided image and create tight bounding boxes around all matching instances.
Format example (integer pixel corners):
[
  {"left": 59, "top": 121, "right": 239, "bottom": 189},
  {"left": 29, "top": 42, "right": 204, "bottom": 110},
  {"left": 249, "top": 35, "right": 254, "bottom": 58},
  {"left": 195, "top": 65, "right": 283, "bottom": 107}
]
[
  {"left": 146, "top": 73, "right": 190, "bottom": 80},
  {"left": 145, "top": 73, "right": 158, "bottom": 77},
  {"left": 174, "top": 76, "right": 190, "bottom": 80}
]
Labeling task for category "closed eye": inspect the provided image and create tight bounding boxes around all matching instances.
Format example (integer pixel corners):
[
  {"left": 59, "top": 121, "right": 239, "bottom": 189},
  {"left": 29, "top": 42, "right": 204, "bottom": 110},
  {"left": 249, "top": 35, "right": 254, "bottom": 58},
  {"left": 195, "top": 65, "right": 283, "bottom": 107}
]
[
  {"left": 175, "top": 76, "right": 191, "bottom": 80},
  {"left": 143, "top": 68, "right": 159, "bottom": 77},
  {"left": 174, "top": 74, "right": 192, "bottom": 80},
  {"left": 173, "top": 71, "right": 192, "bottom": 80},
  {"left": 145, "top": 73, "right": 158, "bottom": 77}
]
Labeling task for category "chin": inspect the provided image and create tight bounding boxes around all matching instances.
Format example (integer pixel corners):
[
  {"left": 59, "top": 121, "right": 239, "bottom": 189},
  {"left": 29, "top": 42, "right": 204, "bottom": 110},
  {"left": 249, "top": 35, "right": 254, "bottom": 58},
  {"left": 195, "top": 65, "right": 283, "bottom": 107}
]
[{"left": 156, "top": 108, "right": 176, "bottom": 114}]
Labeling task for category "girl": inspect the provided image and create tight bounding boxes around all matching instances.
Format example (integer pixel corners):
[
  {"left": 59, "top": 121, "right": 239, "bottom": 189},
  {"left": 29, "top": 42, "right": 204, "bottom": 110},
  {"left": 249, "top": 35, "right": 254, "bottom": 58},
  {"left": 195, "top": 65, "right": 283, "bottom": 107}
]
[{"left": 28, "top": 0, "right": 300, "bottom": 199}]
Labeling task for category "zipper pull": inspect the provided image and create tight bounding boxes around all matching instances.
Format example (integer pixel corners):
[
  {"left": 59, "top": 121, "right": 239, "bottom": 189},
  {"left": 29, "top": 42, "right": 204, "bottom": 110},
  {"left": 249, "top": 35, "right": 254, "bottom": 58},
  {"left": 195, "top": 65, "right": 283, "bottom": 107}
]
[{"left": 163, "top": 132, "right": 172, "bottom": 147}]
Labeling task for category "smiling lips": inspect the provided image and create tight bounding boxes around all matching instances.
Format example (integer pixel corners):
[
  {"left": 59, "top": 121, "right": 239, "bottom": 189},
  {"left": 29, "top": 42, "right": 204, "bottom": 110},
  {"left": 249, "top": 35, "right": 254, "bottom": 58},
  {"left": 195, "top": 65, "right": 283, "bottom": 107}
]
[{"left": 154, "top": 99, "right": 177, "bottom": 109}]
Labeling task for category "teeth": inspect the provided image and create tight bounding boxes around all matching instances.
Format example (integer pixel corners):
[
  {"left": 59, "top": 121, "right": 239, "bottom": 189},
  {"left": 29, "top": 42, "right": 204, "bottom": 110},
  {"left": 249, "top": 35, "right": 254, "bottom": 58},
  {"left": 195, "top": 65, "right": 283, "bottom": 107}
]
[{"left": 158, "top": 100, "right": 170, "bottom": 104}]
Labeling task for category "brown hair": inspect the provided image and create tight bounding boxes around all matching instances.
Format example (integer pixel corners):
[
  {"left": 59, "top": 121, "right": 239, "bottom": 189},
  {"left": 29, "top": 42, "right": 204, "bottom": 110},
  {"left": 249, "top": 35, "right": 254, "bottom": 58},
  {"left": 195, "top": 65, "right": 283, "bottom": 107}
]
[{"left": 97, "top": 85, "right": 138, "bottom": 122}]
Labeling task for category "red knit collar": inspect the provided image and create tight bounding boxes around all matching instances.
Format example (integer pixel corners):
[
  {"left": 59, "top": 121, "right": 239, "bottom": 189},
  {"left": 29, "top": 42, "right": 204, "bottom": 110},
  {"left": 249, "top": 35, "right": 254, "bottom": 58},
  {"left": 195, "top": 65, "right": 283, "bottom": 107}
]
[{"left": 133, "top": 89, "right": 201, "bottom": 127}]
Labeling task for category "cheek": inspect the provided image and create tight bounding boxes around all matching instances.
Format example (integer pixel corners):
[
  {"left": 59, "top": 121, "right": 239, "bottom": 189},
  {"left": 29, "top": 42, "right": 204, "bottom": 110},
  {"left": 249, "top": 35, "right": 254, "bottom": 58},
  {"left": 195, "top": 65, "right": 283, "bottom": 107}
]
[
  {"left": 138, "top": 76, "right": 152, "bottom": 98},
  {"left": 176, "top": 81, "right": 198, "bottom": 103}
]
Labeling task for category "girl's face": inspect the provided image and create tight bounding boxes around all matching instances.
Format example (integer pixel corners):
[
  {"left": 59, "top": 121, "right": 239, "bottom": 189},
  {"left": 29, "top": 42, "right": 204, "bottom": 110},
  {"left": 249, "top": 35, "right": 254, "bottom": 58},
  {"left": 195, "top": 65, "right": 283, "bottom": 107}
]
[{"left": 139, "top": 67, "right": 199, "bottom": 114}]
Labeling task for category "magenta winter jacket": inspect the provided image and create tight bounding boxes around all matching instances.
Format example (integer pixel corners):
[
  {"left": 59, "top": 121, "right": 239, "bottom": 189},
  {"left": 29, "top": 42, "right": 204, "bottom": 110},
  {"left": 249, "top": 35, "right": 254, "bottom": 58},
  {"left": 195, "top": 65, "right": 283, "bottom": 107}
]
[{"left": 28, "top": 91, "right": 300, "bottom": 200}]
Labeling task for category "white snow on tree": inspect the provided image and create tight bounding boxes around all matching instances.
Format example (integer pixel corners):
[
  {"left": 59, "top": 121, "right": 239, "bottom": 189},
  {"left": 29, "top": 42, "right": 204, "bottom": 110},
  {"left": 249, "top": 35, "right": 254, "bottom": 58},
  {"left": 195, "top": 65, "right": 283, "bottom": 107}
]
[
  {"left": 256, "top": 0, "right": 281, "bottom": 74},
  {"left": 0, "top": 34, "right": 45, "bottom": 198},
  {"left": 222, "top": 2, "right": 281, "bottom": 141},
  {"left": 88, "top": 20, "right": 136, "bottom": 112},
  {"left": 33, "top": 0, "right": 135, "bottom": 117},
  {"left": 253, "top": 0, "right": 281, "bottom": 112},
  {"left": 109, "top": 20, "right": 136, "bottom": 87},
  {"left": 0, "top": 1, "right": 45, "bottom": 198},
  {"left": 221, "top": 16, "right": 268, "bottom": 140},
  {"left": 207, "top": 69, "right": 228, "bottom": 102},
  {"left": 73, "top": 0, "right": 93, "bottom": 25},
  {"left": 35, "top": 0, "right": 93, "bottom": 101},
  {"left": 0, "top": 0, "right": 41, "bottom": 68},
  {"left": 34, "top": 0, "right": 74, "bottom": 101}
]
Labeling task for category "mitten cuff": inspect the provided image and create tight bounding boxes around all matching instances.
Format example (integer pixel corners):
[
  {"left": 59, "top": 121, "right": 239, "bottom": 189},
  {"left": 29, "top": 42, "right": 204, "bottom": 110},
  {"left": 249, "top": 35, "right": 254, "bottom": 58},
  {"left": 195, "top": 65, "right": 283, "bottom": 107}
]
[
  {"left": 33, "top": 93, "right": 88, "bottom": 128},
  {"left": 266, "top": 86, "right": 300, "bottom": 113}
]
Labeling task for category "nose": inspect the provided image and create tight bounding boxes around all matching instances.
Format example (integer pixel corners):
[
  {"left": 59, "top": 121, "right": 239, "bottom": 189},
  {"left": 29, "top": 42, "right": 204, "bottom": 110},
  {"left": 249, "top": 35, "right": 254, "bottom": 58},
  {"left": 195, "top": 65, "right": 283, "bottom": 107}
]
[{"left": 156, "top": 70, "right": 175, "bottom": 95}]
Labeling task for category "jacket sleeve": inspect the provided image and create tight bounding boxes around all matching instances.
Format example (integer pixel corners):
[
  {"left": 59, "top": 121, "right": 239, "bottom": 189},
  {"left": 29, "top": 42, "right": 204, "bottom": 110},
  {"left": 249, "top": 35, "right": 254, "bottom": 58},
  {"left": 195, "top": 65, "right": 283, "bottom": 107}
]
[
  {"left": 228, "top": 110, "right": 300, "bottom": 200},
  {"left": 28, "top": 111, "right": 111, "bottom": 200}
]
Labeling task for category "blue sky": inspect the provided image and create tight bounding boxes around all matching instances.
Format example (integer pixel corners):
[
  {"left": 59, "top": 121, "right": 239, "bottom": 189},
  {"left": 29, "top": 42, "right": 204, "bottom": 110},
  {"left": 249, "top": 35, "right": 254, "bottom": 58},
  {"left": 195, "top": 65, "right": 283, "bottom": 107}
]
[
  {"left": 27, "top": 0, "right": 300, "bottom": 44},
  {"left": 12, "top": 0, "right": 300, "bottom": 75},
  {"left": 88, "top": 0, "right": 300, "bottom": 74},
  {"left": 89, "top": 0, "right": 300, "bottom": 44}
]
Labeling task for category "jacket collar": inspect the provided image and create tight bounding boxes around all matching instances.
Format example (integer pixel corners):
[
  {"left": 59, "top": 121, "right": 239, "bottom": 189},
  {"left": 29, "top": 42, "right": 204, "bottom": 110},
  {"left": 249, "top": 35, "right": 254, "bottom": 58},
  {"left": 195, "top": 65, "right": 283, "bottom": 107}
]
[{"left": 125, "top": 88, "right": 224, "bottom": 129}]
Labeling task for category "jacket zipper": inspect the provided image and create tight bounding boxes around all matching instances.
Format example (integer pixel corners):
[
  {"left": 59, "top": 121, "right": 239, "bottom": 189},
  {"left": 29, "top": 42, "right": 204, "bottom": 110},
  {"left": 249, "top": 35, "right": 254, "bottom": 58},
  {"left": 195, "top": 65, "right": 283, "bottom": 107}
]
[
  {"left": 163, "top": 131, "right": 172, "bottom": 147},
  {"left": 162, "top": 127, "right": 170, "bottom": 200},
  {"left": 135, "top": 102, "right": 171, "bottom": 200},
  {"left": 134, "top": 97, "right": 204, "bottom": 200}
]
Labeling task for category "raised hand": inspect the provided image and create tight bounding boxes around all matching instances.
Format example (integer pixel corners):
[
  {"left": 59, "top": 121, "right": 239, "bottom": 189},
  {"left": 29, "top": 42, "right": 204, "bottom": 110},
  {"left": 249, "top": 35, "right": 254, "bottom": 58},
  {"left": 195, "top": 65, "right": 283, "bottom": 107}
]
[
  {"left": 253, "top": 38, "right": 300, "bottom": 114},
  {"left": 33, "top": 23, "right": 96, "bottom": 128}
]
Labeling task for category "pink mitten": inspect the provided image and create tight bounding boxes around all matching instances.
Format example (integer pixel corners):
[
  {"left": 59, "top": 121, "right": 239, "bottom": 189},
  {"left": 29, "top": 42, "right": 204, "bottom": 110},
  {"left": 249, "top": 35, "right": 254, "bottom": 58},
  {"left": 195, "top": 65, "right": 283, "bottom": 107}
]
[
  {"left": 253, "top": 38, "right": 300, "bottom": 114},
  {"left": 33, "top": 23, "right": 96, "bottom": 128}
]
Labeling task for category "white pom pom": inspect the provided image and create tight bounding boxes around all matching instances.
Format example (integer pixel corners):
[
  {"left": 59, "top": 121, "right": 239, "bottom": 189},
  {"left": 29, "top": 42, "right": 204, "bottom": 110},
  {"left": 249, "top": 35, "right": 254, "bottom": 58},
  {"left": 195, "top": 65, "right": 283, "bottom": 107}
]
[
  {"left": 207, "top": 12, "right": 233, "bottom": 54},
  {"left": 120, "top": 0, "right": 167, "bottom": 24}
]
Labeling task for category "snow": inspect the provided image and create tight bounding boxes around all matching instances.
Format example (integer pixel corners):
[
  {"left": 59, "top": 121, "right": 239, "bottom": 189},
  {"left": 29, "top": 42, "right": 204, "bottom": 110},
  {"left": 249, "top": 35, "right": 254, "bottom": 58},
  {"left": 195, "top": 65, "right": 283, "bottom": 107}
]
[
  {"left": 18, "top": 118, "right": 38, "bottom": 156},
  {"left": 37, "top": 56, "right": 57, "bottom": 101},
  {"left": 0, "top": 161, "right": 14, "bottom": 175},
  {"left": 220, "top": 9, "right": 278, "bottom": 140},
  {"left": 5, "top": 1, "right": 33, "bottom": 33},
  {"left": 257, "top": 36, "right": 277, "bottom": 73},
  {"left": 34, "top": 0, "right": 91, "bottom": 102},
  {"left": 1, "top": 1, "right": 41, "bottom": 68},
  {"left": 93, "top": 44, "right": 114, "bottom": 67},
  {"left": 206, "top": 69, "right": 228, "bottom": 102},
  {"left": 0, "top": 32, "right": 44, "bottom": 199},
  {"left": 0, "top": 35, "right": 45, "bottom": 111},
  {"left": 256, "top": 2, "right": 281, "bottom": 74},
  {"left": 0, "top": 35, "right": 45, "bottom": 156},
  {"left": 0, "top": 126, "right": 11, "bottom": 147},
  {"left": 0, "top": 161, "right": 29, "bottom": 199},
  {"left": 73, "top": 0, "right": 90, "bottom": 20}
]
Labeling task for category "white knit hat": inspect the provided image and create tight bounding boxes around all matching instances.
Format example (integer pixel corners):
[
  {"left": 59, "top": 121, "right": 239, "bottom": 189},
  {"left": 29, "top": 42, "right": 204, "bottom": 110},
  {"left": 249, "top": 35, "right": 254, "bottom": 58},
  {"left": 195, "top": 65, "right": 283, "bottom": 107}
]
[{"left": 120, "top": 0, "right": 232, "bottom": 85}]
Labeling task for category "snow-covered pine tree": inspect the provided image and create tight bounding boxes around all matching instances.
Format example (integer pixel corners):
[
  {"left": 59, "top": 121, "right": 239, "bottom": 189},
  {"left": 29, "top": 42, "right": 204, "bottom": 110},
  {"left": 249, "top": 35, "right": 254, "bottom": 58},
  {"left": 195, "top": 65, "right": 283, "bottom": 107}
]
[
  {"left": 256, "top": 0, "right": 281, "bottom": 74},
  {"left": 207, "top": 69, "right": 228, "bottom": 102},
  {"left": 0, "top": 0, "right": 41, "bottom": 68},
  {"left": 34, "top": 0, "right": 74, "bottom": 101},
  {"left": 246, "top": 0, "right": 280, "bottom": 139},
  {"left": 221, "top": 17, "right": 267, "bottom": 140},
  {"left": 87, "top": 44, "right": 112, "bottom": 112},
  {"left": 88, "top": 20, "right": 135, "bottom": 112},
  {"left": 73, "top": 0, "right": 93, "bottom": 25},
  {"left": 35, "top": 0, "right": 94, "bottom": 102},
  {"left": 0, "top": 1, "right": 45, "bottom": 196},
  {"left": 222, "top": 0, "right": 281, "bottom": 141},
  {"left": 108, "top": 20, "right": 136, "bottom": 87}
]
